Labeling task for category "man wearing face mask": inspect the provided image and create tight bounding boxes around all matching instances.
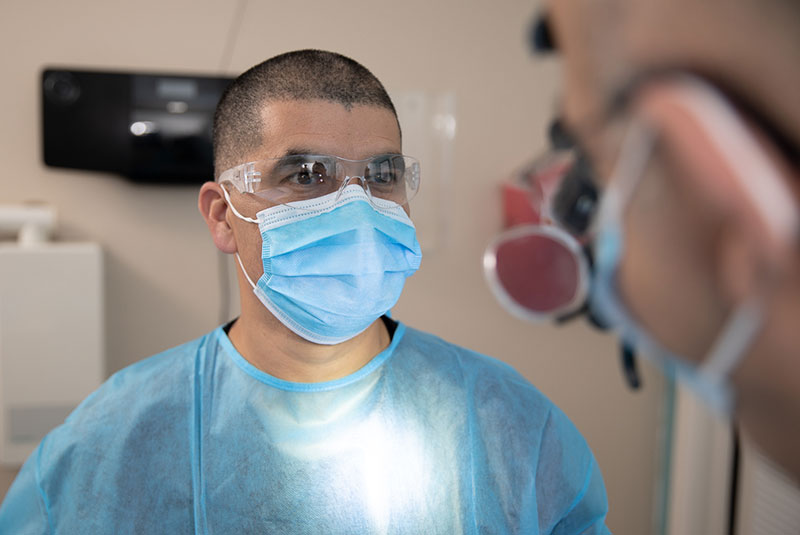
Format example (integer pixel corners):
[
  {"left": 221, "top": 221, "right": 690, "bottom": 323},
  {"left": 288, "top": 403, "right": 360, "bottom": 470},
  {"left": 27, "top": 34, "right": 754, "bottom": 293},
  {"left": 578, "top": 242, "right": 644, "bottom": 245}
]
[
  {"left": 0, "top": 50, "right": 609, "bottom": 534},
  {"left": 487, "top": 0, "right": 800, "bottom": 482}
]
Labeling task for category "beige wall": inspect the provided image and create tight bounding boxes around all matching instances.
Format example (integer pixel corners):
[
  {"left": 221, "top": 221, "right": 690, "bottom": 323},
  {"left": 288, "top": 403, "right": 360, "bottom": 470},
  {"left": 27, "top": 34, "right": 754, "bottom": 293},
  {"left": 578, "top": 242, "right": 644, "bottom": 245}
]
[{"left": 0, "top": 1, "right": 666, "bottom": 533}]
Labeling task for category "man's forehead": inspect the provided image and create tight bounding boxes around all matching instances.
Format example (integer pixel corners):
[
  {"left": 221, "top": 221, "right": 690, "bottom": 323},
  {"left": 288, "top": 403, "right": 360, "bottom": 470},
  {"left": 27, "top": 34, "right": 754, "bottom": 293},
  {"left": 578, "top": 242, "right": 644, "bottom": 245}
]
[{"left": 254, "top": 99, "right": 402, "bottom": 160}]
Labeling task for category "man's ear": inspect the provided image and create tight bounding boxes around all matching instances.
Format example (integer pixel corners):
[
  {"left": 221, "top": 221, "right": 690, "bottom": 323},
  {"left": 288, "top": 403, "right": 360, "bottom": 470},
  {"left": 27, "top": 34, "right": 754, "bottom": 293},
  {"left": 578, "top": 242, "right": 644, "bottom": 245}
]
[
  {"left": 636, "top": 78, "right": 799, "bottom": 305},
  {"left": 198, "top": 182, "right": 237, "bottom": 254}
]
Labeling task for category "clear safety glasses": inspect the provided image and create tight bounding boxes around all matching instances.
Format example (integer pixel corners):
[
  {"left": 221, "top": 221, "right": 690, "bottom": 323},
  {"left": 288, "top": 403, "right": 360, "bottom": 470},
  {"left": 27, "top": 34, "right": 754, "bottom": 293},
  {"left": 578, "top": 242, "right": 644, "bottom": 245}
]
[{"left": 217, "top": 153, "right": 421, "bottom": 208}]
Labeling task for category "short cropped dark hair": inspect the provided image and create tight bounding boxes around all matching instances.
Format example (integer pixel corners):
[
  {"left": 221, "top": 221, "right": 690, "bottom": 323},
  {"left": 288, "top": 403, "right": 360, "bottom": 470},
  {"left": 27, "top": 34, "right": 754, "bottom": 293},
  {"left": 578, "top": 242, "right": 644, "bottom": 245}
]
[{"left": 213, "top": 49, "right": 399, "bottom": 175}]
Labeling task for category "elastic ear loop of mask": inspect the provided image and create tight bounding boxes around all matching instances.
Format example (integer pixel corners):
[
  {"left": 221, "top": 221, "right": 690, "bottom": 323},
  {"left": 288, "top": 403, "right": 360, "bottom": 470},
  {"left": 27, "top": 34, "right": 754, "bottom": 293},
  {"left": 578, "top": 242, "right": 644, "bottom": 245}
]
[
  {"left": 220, "top": 184, "right": 260, "bottom": 290},
  {"left": 637, "top": 76, "right": 799, "bottom": 384},
  {"left": 221, "top": 184, "right": 259, "bottom": 224},
  {"left": 675, "top": 78, "right": 799, "bottom": 382},
  {"left": 593, "top": 120, "right": 660, "bottom": 392},
  {"left": 596, "top": 113, "right": 764, "bottom": 389}
]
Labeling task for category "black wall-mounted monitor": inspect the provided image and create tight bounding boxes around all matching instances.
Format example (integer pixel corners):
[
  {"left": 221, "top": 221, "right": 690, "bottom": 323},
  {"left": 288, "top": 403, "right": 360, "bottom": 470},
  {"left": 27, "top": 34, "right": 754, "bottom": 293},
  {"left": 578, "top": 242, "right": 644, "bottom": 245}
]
[{"left": 42, "top": 68, "right": 234, "bottom": 185}]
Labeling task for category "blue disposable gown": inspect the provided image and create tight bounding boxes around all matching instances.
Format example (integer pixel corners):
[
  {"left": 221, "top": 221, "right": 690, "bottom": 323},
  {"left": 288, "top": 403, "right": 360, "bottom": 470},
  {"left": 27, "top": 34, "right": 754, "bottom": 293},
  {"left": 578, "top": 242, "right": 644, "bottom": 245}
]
[{"left": 0, "top": 322, "right": 609, "bottom": 534}]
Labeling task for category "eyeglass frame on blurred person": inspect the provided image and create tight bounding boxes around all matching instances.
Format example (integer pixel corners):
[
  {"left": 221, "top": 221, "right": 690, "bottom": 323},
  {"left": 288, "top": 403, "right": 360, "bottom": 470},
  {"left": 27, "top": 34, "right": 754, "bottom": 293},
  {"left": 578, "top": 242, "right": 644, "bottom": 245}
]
[
  {"left": 482, "top": 116, "right": 643, "bottom": 387},
  {"left": 216, "top": 153, "right": 421, "bottom": 208},
  {"left": 483, "top": 223, "right": 592, "bottom": 322}
]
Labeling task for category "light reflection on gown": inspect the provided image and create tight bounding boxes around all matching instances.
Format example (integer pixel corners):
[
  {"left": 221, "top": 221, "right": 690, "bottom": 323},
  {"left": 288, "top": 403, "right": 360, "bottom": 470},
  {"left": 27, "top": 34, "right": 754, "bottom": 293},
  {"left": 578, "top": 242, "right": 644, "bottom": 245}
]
[{"left": 0, "top": 322, "right": 610, "bottom": 534}]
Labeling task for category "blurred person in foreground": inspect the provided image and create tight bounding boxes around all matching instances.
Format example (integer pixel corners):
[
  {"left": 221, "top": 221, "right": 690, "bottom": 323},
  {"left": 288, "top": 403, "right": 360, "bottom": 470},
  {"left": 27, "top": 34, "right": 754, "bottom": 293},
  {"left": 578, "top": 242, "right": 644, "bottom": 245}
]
[
  {"left": 507, "top": 0, "right": 799, "bottom": 479},
  {"left": 0, "top": 50, "right": 609, "bottom": 533}
]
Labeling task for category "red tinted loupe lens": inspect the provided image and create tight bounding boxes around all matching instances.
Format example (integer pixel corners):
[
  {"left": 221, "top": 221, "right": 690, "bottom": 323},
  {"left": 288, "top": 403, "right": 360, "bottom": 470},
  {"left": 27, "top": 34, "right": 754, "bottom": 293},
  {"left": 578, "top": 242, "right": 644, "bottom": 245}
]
[{"left": 485, "top": 226, "right": 588, "bottom": 320}]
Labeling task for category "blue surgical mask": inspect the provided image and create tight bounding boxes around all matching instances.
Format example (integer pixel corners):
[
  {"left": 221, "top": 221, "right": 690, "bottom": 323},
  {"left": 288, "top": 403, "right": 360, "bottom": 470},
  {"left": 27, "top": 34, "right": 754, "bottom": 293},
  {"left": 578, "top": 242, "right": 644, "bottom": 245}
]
[
  {"left": 224, "top": 184, "right": 422, "bottom": 344},
  {"left": 590, "top": 119, "right": 765, "bottom": 417}
]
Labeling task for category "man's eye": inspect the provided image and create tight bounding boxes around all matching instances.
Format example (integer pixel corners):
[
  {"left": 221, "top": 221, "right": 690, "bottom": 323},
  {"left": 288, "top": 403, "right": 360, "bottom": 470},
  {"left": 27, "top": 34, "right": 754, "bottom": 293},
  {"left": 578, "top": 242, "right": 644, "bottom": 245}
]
[
  {"left": 368, "top": 160, "right": 402, "bottom": 186},
  {"left": 371, "top": 171, "right": 397, "bottom": 185},
  {"left": 293, "top": 169, "right": 321, "bottom": 185},
  {"left": 287, "top": 162, "right": 329, "bottom": 186}
]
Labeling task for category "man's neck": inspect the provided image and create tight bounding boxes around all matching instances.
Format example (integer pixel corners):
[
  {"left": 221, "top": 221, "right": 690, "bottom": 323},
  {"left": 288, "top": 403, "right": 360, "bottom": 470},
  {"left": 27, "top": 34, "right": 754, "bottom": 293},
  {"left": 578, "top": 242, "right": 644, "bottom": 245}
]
[{"left": 227, "top": 311, "right": 392, "bottom": 383}]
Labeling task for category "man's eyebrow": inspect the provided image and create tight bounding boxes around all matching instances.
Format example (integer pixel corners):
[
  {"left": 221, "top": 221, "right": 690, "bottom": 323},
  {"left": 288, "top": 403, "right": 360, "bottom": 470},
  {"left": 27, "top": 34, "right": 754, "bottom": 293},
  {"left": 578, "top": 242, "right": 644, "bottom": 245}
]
[
  {"left": 530, "top": 12, "right": 557, "bottom": 54},
  {"left": 265, "top": 149, "right": 334, "bottom": 167},
  {"left": 274, "top": 148, "right": 405, "bottom": 161},
  {"left": 280, "top": 148, "right": 327, "bottom": 158}
]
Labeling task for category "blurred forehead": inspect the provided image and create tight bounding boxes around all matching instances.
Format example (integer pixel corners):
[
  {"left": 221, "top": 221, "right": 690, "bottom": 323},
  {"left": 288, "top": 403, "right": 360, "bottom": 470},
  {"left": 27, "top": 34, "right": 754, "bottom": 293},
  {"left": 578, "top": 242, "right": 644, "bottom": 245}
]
[
  {"left": 254, "top": 99, "right": 402, "bottom": 161},
  {"left": 547, "top": 0, "right": 800, "bottom": 143},
  {"left": 545, "top": 0, "right": 632, "bottom": 128}
]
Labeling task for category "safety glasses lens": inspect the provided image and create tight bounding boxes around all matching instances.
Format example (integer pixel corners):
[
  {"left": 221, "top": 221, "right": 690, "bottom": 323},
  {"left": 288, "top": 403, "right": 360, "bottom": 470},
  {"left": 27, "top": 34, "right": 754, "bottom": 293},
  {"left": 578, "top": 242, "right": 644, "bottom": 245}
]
[{"left": 222, "top": 155, "right": 420, "bottom": 208}]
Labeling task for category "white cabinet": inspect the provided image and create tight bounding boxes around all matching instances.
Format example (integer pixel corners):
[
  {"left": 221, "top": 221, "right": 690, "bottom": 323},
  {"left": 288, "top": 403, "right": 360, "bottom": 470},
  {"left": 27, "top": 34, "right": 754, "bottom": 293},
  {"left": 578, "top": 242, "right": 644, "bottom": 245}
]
[{"left": 0, "top": 243, "right": 104, "bottom": 465}]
